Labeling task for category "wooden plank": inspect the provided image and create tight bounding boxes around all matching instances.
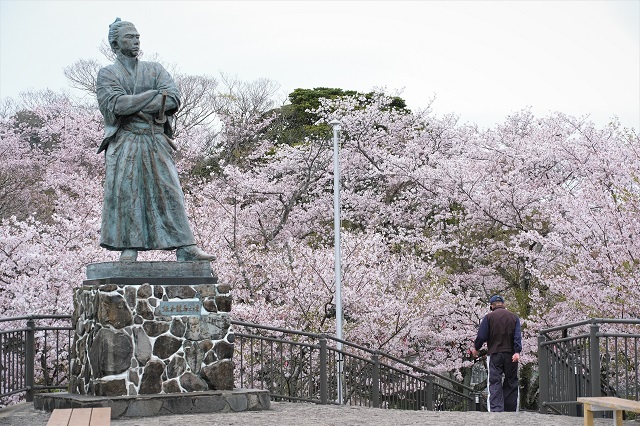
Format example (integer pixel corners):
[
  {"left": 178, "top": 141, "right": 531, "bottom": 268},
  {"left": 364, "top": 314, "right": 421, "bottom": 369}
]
[
  {"left": 578, "top": 396, "right": 640, "bottom": 412},
  {"left": 582, "top": 404, "right": 594, "bottom": 426},
  {"left": 89, "top": 407, "right": 111, "bottom": 426},
  {"left": 613, "top": 409, "right": 623, "bottom": 426},
  {"left": 47, "top": 409, "right": 73, "bottom": 426},
  {"left": 68, "top": 408, "right": 92, "bottom": 426}
]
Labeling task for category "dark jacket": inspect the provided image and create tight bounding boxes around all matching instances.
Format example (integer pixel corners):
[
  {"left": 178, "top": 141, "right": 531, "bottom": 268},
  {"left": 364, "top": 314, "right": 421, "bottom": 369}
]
[{"left": 474, "top": 306, "right": 522, "bottom": 355}]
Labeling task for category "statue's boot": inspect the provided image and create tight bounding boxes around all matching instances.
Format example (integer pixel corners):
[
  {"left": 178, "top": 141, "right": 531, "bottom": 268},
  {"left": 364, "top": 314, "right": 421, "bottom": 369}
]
[
  {"left": 176, "top": 245, "right": 215, "bottom": 261},
  {"left": 120, "top": 249, "right": 138, "bottom": 262}
]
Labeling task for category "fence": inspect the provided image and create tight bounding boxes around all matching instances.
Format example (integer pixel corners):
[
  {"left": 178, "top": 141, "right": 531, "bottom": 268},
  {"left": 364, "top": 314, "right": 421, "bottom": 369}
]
[
  {"left": 538, "top": 318, "right": 640, "bottom": 416},
  {"left": 232, "top": 320, "right": 484, "bottom": 411},
  {"left": 0, "top": 315, "right": 73, "bottom": 405},
  {"left": 1, "top": 315, "right": 484, "bottom": 412}
]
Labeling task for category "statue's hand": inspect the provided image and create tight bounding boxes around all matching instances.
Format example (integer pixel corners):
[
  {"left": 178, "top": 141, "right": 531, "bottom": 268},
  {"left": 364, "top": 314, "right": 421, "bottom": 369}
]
[{"left": 141, "top": 93, "right": 163, "bottom": 114}]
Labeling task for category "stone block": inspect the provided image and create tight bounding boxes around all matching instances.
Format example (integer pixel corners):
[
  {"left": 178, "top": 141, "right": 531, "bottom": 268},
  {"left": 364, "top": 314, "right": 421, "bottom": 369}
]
[
  {"left": 199, "top": 314, "right": 230, "bottom": 340},
  {"left": 126, "top": 399, "right": 164, "bottom": 417},
  {"left": 214, "top": 340, "right": 234, "bottom": 360},
  {"left": 136, "top": 300, "right": 154, "bottom": 320},
  {"left": 227, "top": 394, "right": 248, "bottom": 412},
  {"left": 139, "top": 360, "right": 164, "bottom": 394},
  {"left": 97, "top": 293, "right": 132, "bottom": 328},
  {"left": 166, "top": 356, "right": 186, "bottom": 379},
  {"left": 166, "top": 285, "right": 197, "bottom": 299},
  {"left": 217, "top": 283, "right": 231, "bottom": 294},
  {"left": 170, "top": 318, "right": 185, "bottom": 337},
  {"left": 201, "top": 360, "right": 234, "bottom": 390},
  {"left": 194, "top": 284, "right": 217, "bottom": 297},
  {"left": 202, "top": 298, "right": 217, "bottom": 312},
  {"left": 183, "top": 341, "right": 204, "bottom": 374},
  {"left": 153, "top": 335, "right": 182, "bottom": 359},
  {"left": 94, "top": 379, "right": 127, "bottom": 396},
  {"left": 133, "top": 328, "right": 151, "bottom": 365},
  {"left": 161, "top": 396, "right": 194, "bottom": 414},
  {"left": 36, "top": 390, "right": 270, "bottom": 418},
  {"left": 215, "top": 295, "right": 233, "bottom": 312},
  {"left": 137, "top": 283, "right": 152, "bottom": 298},
  {"left": 86, "top": 261, "right": 215, "bottom": 280},
  {"left": 193, "top": 394, "right": 228, "bottom": 413},
  {"left": 184, "top": 316, "right": 200, "bottom": 340},
  {"left": 179, "top": 371, "right": 208, "bottom": 392},
  {"left": 89, "top": 328, "right": 133, "bottom": 377},
  {"left": 143, "top": 320, "right": 169, "bottom": 337},
  {"left": 162, "top": 379, "right": 181, "bottom": 394}
]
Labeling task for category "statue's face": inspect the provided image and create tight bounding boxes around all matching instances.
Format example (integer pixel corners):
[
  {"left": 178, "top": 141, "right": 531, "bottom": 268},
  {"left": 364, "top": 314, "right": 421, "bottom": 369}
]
[{"left": 116, "top": 25, "right": 140, "bottom": 58}]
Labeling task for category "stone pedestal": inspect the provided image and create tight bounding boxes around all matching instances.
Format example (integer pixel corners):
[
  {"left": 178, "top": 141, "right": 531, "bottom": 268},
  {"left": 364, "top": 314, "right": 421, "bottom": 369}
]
[
  {"left": 34, "top": 389, "right": 271, "bottom": 418},
  {"left": 69, "top": 261, "right": 235, "bottom": 397}
]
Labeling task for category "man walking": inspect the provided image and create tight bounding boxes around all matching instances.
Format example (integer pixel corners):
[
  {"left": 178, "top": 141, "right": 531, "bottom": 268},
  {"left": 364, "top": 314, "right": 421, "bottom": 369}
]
[{"left": 471, "top": 295, "right": 522, "bottom": 412}]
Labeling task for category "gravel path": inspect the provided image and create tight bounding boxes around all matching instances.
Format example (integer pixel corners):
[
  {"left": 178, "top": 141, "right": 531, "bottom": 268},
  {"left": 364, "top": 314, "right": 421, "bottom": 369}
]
[{"left": 1, "top": 401, "right": 639, "bottom": 425}]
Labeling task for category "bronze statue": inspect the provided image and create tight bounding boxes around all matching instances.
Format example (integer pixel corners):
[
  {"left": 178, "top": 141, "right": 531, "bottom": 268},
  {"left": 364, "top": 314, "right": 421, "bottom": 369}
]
[{"left": 96, "top": 18, "right": 214, "bottom": 262}]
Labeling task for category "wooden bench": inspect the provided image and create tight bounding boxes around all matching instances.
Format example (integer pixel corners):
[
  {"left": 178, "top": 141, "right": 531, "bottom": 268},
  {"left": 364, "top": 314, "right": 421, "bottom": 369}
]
[
  {"left": 46, "top": 407, "right": 111, "bottom": 426},
  {"left": 578, "top": 397, "right": 640, "bottom": 426}
]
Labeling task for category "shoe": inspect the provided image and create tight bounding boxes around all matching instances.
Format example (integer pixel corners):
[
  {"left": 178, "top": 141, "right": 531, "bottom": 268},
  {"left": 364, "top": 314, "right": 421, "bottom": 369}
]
[
  {"left": 120, "top": 249, "right": 138, "bottom": 262},
  {"left": 176, "top": 245, "right": 215, "bottom": 261}
]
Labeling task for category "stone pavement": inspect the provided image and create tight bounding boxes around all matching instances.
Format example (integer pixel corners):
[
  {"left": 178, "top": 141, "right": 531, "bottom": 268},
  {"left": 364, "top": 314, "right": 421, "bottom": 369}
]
[{"left": 1, "top": 401, "right": 639, "bottom": 425}]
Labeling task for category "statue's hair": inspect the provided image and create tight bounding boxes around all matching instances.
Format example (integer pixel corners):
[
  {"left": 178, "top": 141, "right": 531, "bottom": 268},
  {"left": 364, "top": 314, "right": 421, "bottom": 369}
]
[{"left": 108, "top": 18, "right": 136, "bottom": 52}]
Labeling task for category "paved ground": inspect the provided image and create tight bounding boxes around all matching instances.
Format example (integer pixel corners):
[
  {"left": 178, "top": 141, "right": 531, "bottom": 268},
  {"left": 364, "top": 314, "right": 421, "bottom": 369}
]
[{"left": 1, "top": 401, "right": 639, "bottom": 425}]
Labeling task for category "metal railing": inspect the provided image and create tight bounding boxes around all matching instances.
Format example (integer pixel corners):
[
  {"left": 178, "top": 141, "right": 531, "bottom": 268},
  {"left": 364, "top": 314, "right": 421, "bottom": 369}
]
[
  {"left": 232, "top": 320, "right": 484, "bottom": 411},
  {"left": 0, "top": 315, "right": 73, "bottom": 405},
  {"left": 1, "top": 315, "right": 484, "bottom": 412},
  {"left": 538, "top": 318, "right": 640, "bottom": 416}
]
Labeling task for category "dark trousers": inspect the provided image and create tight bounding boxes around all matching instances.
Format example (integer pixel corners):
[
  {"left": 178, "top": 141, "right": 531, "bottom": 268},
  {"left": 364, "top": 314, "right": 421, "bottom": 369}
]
[{"left": 487, "top": 352, "right": 519, "bottom": 412}]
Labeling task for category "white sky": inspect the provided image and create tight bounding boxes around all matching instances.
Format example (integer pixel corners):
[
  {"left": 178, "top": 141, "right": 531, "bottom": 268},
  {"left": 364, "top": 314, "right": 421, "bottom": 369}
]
[{"left": 1, "top": 0, "right": 639, "bottom": 130}]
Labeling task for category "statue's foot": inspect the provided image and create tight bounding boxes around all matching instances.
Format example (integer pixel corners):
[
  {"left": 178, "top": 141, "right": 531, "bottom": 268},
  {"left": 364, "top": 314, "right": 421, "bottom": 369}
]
[
  {"left": 120, "top": 249, "right": 138, "bottom": 262},
  {"left": 176, "top": 245, "right": 215, "bottom": 262}
]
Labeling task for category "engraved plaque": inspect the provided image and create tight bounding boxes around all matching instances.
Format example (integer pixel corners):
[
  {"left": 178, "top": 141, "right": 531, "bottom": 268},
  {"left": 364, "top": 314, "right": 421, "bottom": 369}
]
[{"left": 157, "top": 300, "right": 202, "bottom": 316}]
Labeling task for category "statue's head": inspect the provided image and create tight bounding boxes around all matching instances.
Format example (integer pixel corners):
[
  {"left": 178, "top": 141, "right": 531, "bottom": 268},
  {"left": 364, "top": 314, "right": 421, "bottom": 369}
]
[{"left": 108, "top": 18, "right": 140, "bottom": 58}]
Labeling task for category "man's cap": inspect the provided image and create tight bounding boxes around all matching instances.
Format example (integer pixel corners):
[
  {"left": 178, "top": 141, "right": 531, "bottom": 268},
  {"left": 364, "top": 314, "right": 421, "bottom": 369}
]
[{"left": 489, "top": 295, "right": 504, "bottom": 304}]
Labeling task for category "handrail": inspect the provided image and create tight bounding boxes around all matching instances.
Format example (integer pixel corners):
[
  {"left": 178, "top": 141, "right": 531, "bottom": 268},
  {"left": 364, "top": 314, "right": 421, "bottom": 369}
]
[
  {"left": 3, "top": 315, "right": 480, "bottom": 411},
  {"left": 0, "top": 314, "right": 72, "bottom": 323},
  {"left": 540, "top": 318, "right": 640, "bottom": 334},
  {"left": 231, "top": 319, "right": 477, "bottom": 395},
  {"left": 538, "top": 318, "right": 640, "bottom": 416}
]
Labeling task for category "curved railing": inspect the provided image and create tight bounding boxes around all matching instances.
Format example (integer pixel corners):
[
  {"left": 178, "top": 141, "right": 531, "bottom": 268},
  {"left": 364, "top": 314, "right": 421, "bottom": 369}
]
[
  {"left": 232, "top": 319, "right": 483, "bottom": 411},
  {"left": 0, "top": 315, "right": 483, "bottom": 412}
]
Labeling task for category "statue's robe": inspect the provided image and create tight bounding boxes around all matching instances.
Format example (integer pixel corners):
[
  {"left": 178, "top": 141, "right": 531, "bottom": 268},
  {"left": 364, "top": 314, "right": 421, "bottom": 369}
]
[{"left": 96, "top": 59, "right": 195, "bottom": 251}]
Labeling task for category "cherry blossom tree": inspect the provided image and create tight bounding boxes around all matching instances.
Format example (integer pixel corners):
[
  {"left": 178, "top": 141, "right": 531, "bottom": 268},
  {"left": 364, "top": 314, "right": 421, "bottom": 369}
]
[{"left": 1, "top": 85, "right": 638, "bottom": 409}]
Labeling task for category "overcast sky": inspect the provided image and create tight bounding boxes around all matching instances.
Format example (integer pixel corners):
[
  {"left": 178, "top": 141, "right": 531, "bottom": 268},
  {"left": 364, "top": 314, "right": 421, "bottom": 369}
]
[{"left": 1, "top": 0, "right": 639, "bottom": 130}]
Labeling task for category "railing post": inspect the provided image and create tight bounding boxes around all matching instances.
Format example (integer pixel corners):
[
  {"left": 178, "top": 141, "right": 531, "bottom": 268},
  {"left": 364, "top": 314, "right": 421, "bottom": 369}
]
[
  {"left": 589, "top": 323, "right": 601, "bottom": 397},
  {"left": 425, "top": 374, "right": 434, "bottom": 410},
  {"left": 568, "top": 356, "right": 578, "bottom": 416},
  {"left": 371, "top": 352, "right": 380, "bottom": 408},
  {"left": 319, "top": 337, "right": 328, "bottom": 404},
  {"left": 25, "top": 317, "right": 35, "bottom": 402},
  {"left": 538, "top": 333, "right": 550, "bottom": 414}
]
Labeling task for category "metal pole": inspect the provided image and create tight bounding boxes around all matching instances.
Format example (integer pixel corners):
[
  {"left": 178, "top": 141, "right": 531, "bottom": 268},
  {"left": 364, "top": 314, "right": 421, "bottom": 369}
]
[
  {"left": 475, "top": 392, "right": 482, "bottom": 411},
  {"left": 26, "top": 318, "right": 35, "bottom": 402},
  {"left": 538, "top": 334, "right": 550, "bottom": 414},
  {"left": 425, "top": 374, "right": 435, "bottom": 410},
  {"left": 589, "top": 323, "right": 601, "bottom": 398},
  {"left": 568, "top": 356, "right": 578, "bottom": 416},
  {"left": 329, "top": 119, "right": 343, "bottom": 404},
  {"left": 372, "top": 353, "right": 380, "bottom": 408},
  {"left": 320, "top": 337, "right": 328, "bottom": 404}
]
